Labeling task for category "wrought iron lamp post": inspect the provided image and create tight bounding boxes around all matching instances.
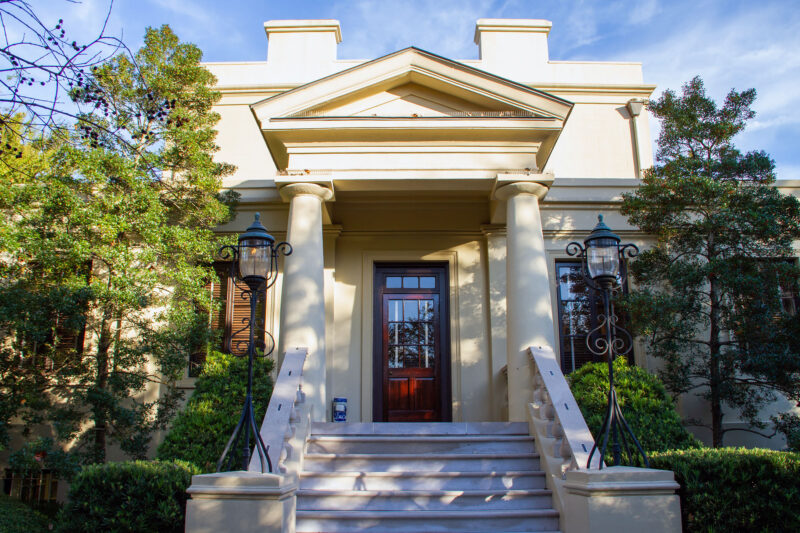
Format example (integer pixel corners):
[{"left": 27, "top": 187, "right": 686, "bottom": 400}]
[
  {"left": 216, "top": 213, "right": 292, "bottom": 473},
  {"left": 566, "top": 214, "right": 649, "bottom": 468}
]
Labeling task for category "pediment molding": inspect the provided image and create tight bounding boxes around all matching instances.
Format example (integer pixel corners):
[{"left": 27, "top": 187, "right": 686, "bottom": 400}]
[{"left": 250, "top": 47, "right": 574, "bottom": 174}]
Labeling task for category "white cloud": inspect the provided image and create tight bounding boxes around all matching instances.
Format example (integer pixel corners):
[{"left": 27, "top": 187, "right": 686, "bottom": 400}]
[
  {"left": 332, "top": 0, "right": 495, "bottom": 59},
  {"left": 628, "top": 0, "right": 660, "bottom": 25}
]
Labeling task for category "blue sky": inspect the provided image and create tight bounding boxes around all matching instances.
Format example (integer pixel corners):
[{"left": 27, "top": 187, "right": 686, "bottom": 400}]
[{"left": 44, "top": 0, "right": 800, "bottom": 178}]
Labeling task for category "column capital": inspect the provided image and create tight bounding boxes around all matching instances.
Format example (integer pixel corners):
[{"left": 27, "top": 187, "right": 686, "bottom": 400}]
[
  {"left": 493, "top": 181, "right": 549, "bottom": 201},
  {"left": 279, "top": 182, "right": 334, "bottom": 203}
]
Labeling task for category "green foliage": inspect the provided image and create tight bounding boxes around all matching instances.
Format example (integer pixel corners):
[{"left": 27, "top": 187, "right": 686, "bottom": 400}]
[
  {"left": 0, "top": 26, "right": 237, "bottom": 463},
  {"left": 650, "top": 448, "right": 800, "bottom": 533},
  {"left": 57, "top": 460, "right": 199, "bottom": 533},
  {"left": 620, "top": 76, "right": 800, "bottom": 446},
  {"left": 774, "top": 412, "right": 800, "bottom": 452},
  {"left": 568, "top": 357, "right": 701, "bottom": 458},
  {"left": 0, "top": 494, "right": 50, "bottom": 533},
  {"left": 157, "top": 351, "right": 273, "bottom": 472},
  {"left": 8, "top": 437, "right": 80, "bottom": 481}
]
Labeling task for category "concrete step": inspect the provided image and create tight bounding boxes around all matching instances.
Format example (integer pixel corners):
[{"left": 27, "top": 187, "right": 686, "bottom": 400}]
[
  {"left": 302, "top": 452, "right": 540, "bottom": 473},
  {"left": 296, "top": 488, "right": 554, "bottom": 511},
  {"left": 311, "top": 422, "right": 529, "bottom": 436},
  {"left": 307, "top": 434, "right": 536, "bottom": 454},
  {"left": 295, "top": 509, "right": 560, "bottom": 532},
  {"left": 298, "top": 470, "right": 548, "bottom": 491}
]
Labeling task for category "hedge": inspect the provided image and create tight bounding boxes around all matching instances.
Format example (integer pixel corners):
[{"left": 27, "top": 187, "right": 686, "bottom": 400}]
[
  {"left": 568, "top": 356, "right": 701, "bottom": 457},
  {"left": 157, "top": 351, "right": 273, "bottom": 472},
  {"left": 0, "top": 494, "right": 50, "bottom": 533},
  {"left": 650, "top": 448, "right": 800, "bottom": 533},
  {"left": 57, "top": 460, "right": 199, "bottom": 533}
]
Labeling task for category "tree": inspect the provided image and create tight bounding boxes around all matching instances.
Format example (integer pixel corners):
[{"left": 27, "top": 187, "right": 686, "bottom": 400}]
[
  {"left": 0, "top": 1, "right": 129, "bottom": 149},
  {"left": 621, "top": 76, "right": 800, "bottom": 447},
  {"left": 0, "top": 25, "right": 236, "bottom": 462}
]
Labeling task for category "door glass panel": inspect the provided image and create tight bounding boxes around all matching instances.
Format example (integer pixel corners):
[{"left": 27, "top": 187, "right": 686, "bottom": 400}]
[
  {"left": 400, "top": 322, "right": 418, "bottom": 344},
  {"left": 386, "top": 276, "right": 401, "bottom": 288},
  {"left": 421, "top": 322, "right": 432, "bottom": 345},
  {"left": 404, "top": 345, "right": 419, "bottom": 367},
  {"left": 389, "top": 300, "right": 402, "bottom": 321},
  {"left": 420, "top": 299, "right": 434, "bottom": 321},
  {"left": 404, "top": 300, "right": 419, "bottom": 321},
  {"left": 422, "top": 345, "right": 434, "bottom": 368},
  {"left": 389, "top": 346, "right": 402, "bottom": 368},
  {"left": 402, "top": 276, "right": 419, "bottom": 289},
  {"left": 389, "top": 322, "right": 401, "bottom": 344},
  {"left": 420, "top": 276, "right": 435, "bottom": 288}
]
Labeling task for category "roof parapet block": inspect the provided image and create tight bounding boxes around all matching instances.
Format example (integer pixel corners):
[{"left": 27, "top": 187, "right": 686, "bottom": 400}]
[
  {"left": 264, "top": 20, "right": 342, "bottom": 79},
  {"left": 474, "top": 19, "right": 552, "bottom": 80}
]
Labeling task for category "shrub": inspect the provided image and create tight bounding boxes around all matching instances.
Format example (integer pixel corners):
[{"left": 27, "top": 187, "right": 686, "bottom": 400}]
[
  {"left": 650, "top": 448, "right": 800, "bottom": 533},
  {"left": 57, "top": 460, "right": 199, "bottom": 533},
  {"left": 157, "top": 351, "right": 273, "bottom": 472},
  {"left": 0, "top": 494, "right": 50, "bottom": 533},
  {"left": 568, "top": 357, "right": 701, "bottom": 456}
]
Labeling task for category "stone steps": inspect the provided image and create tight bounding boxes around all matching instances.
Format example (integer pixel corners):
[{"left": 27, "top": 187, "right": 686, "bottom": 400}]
[
  {"left": 302, "top": 452, "right": 541, "bottom": 472},
  {"left": 296, "top": 422, "right": 559, "bottom": 533},
  {"left": 296, "top": 488, "right": 554, "bottom": 511},
  {"left": 295, "top": 509, "right": 560, "bottom": 532},
  {"left": 298, "top": 470, "right": 548, "bottom": 491},
  {"left": 307, "top": 434, "right": 536, "bottom": 454}
]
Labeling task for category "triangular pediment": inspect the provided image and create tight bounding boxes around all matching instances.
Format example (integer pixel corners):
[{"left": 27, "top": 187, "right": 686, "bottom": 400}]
[
  {"left": 252, "top": 47, "right": 572, "bottom": 121},
  {"left": 250, "top": 47, "right": 573, "bottom": 172}
]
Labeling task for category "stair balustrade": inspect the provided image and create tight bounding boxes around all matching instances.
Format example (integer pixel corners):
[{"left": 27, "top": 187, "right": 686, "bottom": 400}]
[
  {"left": 527, "top": 345, "right": 601, "bottom": 476},
  {"left": 249, "top": 347, "right": 311, "bottom": 474}
]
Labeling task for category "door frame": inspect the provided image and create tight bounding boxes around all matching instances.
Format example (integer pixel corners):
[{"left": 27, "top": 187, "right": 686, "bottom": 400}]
[{"left": 372, "top": 262, "right": 452, "bottom": 422}]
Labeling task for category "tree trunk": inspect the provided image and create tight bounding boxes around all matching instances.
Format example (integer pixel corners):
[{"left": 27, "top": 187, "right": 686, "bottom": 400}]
[
  {"left": 709, "top": 273, "right": 723, "bottom": 447},
  {"left": 93, "top": 309, "right": 112, "bottom": 463}
]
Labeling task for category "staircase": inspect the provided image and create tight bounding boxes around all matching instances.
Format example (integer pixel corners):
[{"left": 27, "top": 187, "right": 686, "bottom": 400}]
[{"left": 296, "top": 422, "right": 560, "bottom": 533}]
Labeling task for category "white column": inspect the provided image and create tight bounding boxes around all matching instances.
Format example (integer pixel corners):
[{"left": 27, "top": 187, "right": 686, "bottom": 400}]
[
  {"left": 494, "top": 182, "right": 556, "bottom": 421},
  {"left": 279, "top": 183, "right": 333, "bottom": 422}
]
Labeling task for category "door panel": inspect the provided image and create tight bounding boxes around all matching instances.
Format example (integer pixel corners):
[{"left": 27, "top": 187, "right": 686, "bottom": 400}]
[{"left": 374, "top": 265, "right": 450, "bottom": 422}]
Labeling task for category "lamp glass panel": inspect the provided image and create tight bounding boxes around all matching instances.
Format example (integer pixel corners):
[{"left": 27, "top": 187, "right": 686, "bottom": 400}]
[
  {"left": 238, "top": 238, "right": 270, "bottom": 280},
  {"left": 586, "top": 238, "right": 619, "bottom": 279}
]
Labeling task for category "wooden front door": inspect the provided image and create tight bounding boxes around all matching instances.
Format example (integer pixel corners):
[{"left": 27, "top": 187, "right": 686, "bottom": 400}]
[{"left": 373, "top": 264, "right": 451, "bottom": 422}]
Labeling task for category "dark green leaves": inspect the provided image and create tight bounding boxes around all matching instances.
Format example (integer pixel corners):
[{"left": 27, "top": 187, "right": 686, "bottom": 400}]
[{"left": 621, "top": 76, "right": 800, "bottom": 447}]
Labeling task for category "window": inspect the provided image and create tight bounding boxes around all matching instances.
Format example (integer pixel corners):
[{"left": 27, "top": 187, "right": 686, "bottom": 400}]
[
  {"left": 555, "top": 261, "right": 630, "bottom": 373},
  {"left": 3, "top": 469, "right": 58, "bottom": 505},
  {"left": 191, "top": 262, "right": 269, "bottom": 377}
]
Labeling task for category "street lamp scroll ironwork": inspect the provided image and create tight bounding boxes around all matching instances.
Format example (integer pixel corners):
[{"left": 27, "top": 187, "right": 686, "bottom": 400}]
[
  {"left": 566, "top": 214, "right": 649, "bottom": 468},
  {"left": 216, "top": 213, "right": 292, "bottom": 473}
]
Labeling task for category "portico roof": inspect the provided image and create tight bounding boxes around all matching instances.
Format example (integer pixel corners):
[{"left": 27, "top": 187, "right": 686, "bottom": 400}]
[{"left": 250, "top": 47, "right": 574, "bottom": 182}]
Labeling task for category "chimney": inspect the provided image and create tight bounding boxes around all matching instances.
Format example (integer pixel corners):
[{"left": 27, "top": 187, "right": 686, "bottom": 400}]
[
  {"left": 474, "top": 19, "right": 552, "bottom": 80},
  {"left": 264, "top": 20, "right": 342, "bottom": 80}
]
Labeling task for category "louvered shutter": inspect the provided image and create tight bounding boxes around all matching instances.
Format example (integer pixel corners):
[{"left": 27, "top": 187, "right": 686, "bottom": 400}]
[
  {"left": 190, "top": 263, "right": 230, "bottom": 376},
  {"left": 222, "top": 265, "right": 267, "bottom": 357}
]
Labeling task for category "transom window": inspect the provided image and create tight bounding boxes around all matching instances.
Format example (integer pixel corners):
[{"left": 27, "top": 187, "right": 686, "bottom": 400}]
[{"left": 386, "top": 276, "right": 436, "bottom": 289}]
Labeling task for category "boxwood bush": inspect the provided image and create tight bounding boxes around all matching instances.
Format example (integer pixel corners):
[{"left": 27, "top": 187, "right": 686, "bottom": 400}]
[
  {"left": 57, "top": 460, "right": 199, "bottom": 533},
  {"left": 157, "top": 351, "right": 273, "bottom": 472},
  {"left": 650, "top": 448, "right": 800, "bottom": 533},
  {"left": 568, "top": 357, "right": 701, "bottom": 455},
  {"left": 0, "top": 494, "right": 50, "bottom": 533}
]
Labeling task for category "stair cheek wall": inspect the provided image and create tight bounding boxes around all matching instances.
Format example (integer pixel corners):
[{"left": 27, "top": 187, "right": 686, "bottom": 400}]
[{"left": 296, "top": 422, "right": 561, "bottom": 533}]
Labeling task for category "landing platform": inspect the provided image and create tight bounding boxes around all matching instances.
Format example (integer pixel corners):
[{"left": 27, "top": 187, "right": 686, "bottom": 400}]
[{"left": 311, "top": 422, "right": 528, "bottom": 435}]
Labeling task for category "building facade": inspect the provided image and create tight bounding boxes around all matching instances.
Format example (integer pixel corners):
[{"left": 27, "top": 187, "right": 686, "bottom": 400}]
[{"left": 200, "top": 18, "right": 796, "bottom": 447}]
